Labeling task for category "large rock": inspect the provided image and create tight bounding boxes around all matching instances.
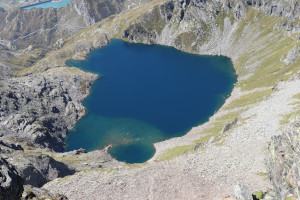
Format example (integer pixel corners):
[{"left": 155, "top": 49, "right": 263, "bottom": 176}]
[
  {"left": 244, "top": 0, "right": 300, "bottom": 18},
  {"left": 234, "top": 184, "right": 253, "bottom": 200},
  {"left": 0, "top": 157, "right": 23, "bottom": 200},
  {"left": 8, "top": 154, "right": 75, "bottom": 187}
]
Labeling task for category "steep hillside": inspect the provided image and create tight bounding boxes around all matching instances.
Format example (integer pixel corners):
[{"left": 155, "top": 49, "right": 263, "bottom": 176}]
[
  {"left": 0, "top": 0, "right": 149, "bottom": 74},
  {"left": 0, "top": 0, "right": 49, "bottom": 10},
  {"left": 0, "top": 0, "right": 136, "bottom": 49},
  {"left": 27, "top": 0, "right": 299, "bottom": 199},
  {"left": 0, "top": 0, "right": 299, "bottom": 199}
]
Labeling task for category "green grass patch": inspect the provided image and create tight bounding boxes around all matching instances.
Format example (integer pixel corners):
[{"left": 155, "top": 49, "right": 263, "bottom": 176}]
[
  {"left": 237, "top": 36, "right": 299, "bottom": 91},
  {"left": 280, "top": 110, "right": 300, "bottom": 125},
  {"left": 253, "top": 191, "right": 264, "bottom": 199},
  {"left": 156, "top": 144, "right": 194, "bottom": 161},
  {"left": 216, "top": 111, "right": 243, "bottom": 122},
  {"left": 52, "top": 156, "right": 89, "bottom": 166},
  {"left": 293, "top": 93, "right": 300, "bottom": 100},
  {"left": 224, "top": 89, "right": 272, "bottom": 110},
  {"left": 256, "top": 172, "right": 267, "bottom": 177},
  {"left": 286, "top": 197, "right": 298, "bottom": 200},
  {"left": 199, "top": 121, "right": 226, "bottom": 135},
  {"left": 194, "top": 134, "right": 215, "bottom": 144}
]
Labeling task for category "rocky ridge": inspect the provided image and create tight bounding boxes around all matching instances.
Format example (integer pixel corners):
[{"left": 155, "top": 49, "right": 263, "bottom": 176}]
[
  {"left": 0, "top": 0, "right": 149, "bottom": 73},
  {"left": 0, "top": 0, "right": 132, "bottom": 49}
]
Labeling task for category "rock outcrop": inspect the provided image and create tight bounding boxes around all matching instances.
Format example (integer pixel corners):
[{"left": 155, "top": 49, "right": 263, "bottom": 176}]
[
  {"left": 0, "top": 157, "right": 23, "bottom": 200},
  {"left": 234, "top": 184, "right": 253, "bottom": 200},
  {"left": 245, "top": 0, "right": 300, "bottom": 18},
  {"left": 266, "top": 115, "right": 300, "bottom": 199},
  {"left": 0, "top": 67, "right": 97, "bottom": 151},
  {"left": 8, "top": 154, "right": 75, "bottom": 187},
  {"left": 118, "top": 0, "right": 300, "bottom": 55},
  {"left": 70, "top": 0, "right": 125, "bottom": 26}
]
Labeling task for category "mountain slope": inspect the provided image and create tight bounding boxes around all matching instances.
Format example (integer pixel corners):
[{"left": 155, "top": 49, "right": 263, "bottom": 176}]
[
  {"left": 0, "top": 0, "right": 299, "bottom": 199},
  {"left": 35, "top": 0, "right": 300, "bottom": 199}
]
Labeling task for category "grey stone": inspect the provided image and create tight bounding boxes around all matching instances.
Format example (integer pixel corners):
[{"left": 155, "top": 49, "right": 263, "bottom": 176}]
[
  {"left": 0, "top": 158, "right": 23, "bottom": 200},
  {"left": 0, "top": 67, "right": 97, "bottom": 151},
  {"left": 266, "top": 116, "right": 300, "bottom": 199},
  {"left": 234, "top": 184, "right": 253, "bottom": 200},
  {"left": 8, "top": 154, "right": 75, "bottom": 187}
]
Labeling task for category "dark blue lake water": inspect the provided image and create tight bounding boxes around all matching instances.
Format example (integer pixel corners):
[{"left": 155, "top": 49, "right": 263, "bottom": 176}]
[{"left": 65, "top": 39, "right": 236, "bottom": 163}]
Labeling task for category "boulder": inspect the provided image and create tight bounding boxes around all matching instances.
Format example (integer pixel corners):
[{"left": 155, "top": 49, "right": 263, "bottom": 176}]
[{"left": 234, "top": 184, "right": 253, "bottom": 200}]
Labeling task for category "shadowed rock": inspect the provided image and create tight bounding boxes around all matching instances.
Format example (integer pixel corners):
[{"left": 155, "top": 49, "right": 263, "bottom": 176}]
[
  {"left": 8, "top": 154, "right": 75, "bottom": 187},
  {"left": 0, "top": 157, "right": 23, "bottom": 200}
]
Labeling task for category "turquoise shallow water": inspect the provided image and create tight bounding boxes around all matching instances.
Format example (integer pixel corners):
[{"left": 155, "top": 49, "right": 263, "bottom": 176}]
[
  {"left": 65, "top": 39, "right": 237, "bottom": 163},
  {"left": 23, "top": 0, "right": 71, "bottom": 9}
]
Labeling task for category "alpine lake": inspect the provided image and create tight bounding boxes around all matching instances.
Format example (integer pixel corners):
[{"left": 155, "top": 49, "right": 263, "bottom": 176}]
[{"left": 65, "top": 39, "right": 237, "bottom": 163}]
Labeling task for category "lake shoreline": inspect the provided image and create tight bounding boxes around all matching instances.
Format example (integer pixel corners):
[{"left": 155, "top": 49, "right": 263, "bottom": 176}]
[
  {"left": 65, "top": 39, "right": 237, "bottom": 163},
  {"left": 22, "top": 0, "right": 71, "bottom": 9},
  {"left": 21, "top": 0, "right": 51, "bottom": 9}
]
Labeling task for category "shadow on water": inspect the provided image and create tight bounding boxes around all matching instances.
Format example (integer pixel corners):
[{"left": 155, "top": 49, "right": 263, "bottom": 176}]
[{"left": 65, "top": 39, "right": 237, "bottom": 163}]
